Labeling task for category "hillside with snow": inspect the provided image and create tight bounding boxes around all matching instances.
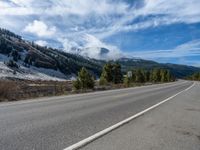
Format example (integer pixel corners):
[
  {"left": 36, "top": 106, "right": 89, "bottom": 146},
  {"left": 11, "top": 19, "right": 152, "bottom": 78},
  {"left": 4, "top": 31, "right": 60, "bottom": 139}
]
[
  {"left": 0, "top": 28, "right": 200, "bottom": 80},
  {"left": 0, "top": 54, "right": 69, "bottom": 81}
]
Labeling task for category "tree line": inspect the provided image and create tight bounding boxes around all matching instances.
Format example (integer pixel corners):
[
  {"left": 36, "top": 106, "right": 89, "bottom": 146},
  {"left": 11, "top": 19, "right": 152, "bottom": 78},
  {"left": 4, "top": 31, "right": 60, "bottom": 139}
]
[
  {"left": 124, "top": 68, "right": 175, "bottom": 87},
  {"left": 73, "top": 63, "right": 175, "bottom": 90},
  {"left": 186, "top": 72, "right": 200, "bottom": 81},
  {"left": 99, "top": 63, "right": 122, "bottom": 85}
]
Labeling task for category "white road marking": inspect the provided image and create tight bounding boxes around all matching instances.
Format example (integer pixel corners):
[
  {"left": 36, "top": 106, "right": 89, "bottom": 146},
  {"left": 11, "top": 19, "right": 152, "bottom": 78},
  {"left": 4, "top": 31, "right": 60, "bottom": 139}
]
[{"left": 63, "top": 82, "right": 195, "bottom": 150}]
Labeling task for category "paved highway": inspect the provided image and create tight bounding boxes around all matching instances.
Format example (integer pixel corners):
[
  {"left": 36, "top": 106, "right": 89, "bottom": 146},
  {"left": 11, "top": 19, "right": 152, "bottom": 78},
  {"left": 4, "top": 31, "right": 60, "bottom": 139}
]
[
  {"left": 0, "top": 81, "right": 193, "bottom": 150},
  {"left": 82, "top": 82, "right": 200, "bottom": 150}
]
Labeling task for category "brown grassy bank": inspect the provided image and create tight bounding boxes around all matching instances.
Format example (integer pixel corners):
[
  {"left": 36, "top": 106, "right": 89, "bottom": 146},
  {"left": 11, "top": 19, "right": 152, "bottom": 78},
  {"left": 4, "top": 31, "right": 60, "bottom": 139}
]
[
  {"left": 0, "top": 79, "right": 154, "bottom": 102},
  {"left": 0, "top": 79, "right": 72, "bottom": 101}
]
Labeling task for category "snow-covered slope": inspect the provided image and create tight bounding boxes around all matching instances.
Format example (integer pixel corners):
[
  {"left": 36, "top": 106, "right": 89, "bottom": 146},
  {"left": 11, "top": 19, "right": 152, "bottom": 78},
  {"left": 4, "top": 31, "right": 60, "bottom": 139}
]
[{"left": 0, "top": 54, "right": 70, "bottom": 81}]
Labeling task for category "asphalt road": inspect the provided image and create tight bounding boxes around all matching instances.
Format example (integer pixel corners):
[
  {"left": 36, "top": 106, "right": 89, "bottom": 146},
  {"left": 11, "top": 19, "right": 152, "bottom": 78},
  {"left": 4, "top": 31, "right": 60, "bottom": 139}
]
[
  {"left": 82, "top": 82, "right": 200, "bottom": 150},
  {"left": 0, "top": 80, "right": 193, "bottom": 150}
]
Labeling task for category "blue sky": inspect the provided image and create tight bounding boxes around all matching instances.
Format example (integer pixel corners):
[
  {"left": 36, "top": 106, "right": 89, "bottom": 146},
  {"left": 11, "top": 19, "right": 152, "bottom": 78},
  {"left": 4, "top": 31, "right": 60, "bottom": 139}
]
[{"left": 0, "top": 0, "right": 200, "bottom": 66}]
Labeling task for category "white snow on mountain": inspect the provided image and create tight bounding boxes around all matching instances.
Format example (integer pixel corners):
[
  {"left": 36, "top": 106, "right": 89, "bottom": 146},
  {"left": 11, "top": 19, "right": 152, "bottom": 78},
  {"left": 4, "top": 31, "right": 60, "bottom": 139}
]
[{"left": 0, "top": 54, "right": 71, "bottom": 81}]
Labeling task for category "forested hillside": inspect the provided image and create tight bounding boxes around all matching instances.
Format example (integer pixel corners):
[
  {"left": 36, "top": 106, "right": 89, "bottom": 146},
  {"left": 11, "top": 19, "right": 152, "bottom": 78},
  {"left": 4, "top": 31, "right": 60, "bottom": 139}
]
[{"left": 0, "top": 28, "right": 200, "bottom": 80}]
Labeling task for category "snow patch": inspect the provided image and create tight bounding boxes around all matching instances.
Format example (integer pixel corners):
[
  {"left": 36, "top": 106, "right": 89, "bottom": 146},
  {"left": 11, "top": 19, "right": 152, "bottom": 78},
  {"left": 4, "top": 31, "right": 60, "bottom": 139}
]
[{"left": 0, "top": 54, "right": 71, "bottom": 81}]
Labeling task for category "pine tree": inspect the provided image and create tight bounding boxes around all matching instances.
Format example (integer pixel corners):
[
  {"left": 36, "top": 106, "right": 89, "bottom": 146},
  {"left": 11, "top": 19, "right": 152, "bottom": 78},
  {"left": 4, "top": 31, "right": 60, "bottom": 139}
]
[
  {"left": 73, "top": 67, "right": 95, "bottom": 90},
  {"left": 99, "top": 74, "right": 108, "bottom": 86},
  {"left": 102, "top": 63, "right": 113, "bottom": 82},
  {"left": 101, "top": 63, "right": 122, "bottom": 84},
  {"left": 161, "top": 69, "right": 168, "bottom": 82},
  {"left": 166, "top": 70, "right": 171, "bottom": 82},
  {"left": 151, "top": 69, "right": 161, "bottom": 82},
  {"left": 144, "top": 70, "right": 150, "bottom": 82},
  {"left": 131, "top": 70, "right": 136, "bottom": 82},
  {"left": 73, "top": 79, "right": 81, "bottom": 90},
  {"left": 113, "top": 63, "right": 122, "bottom": 84},
  {"left": 135, "top": 69, "right": 145, "bottom": 83}
]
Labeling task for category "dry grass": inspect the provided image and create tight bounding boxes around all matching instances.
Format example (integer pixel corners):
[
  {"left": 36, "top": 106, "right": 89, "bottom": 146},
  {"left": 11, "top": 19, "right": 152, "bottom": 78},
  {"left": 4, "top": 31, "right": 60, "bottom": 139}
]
[
  {"left": 0, "top": 79, "right": 153, "bottom": 102},
  {"left": 0, "top": 79, "right": 73, "bottom": 101},
  {"left": 0, "top": 80, "right": 19, "bottom": 101}
]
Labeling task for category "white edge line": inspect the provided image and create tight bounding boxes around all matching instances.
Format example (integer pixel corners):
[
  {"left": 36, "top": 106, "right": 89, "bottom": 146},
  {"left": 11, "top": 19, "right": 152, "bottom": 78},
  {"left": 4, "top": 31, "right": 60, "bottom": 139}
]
[{"left": 63, "top": 82, "right": 195, "bottom": 150}]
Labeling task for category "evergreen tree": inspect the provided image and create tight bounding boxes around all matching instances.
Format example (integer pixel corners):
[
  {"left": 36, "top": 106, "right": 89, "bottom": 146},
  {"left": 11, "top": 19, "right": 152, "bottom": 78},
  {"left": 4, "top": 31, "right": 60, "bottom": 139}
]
[
  {"left": 11, "top": 50, "right": 20, "bottom": 62},
  {"left": 73, "top": 67, "right": 95, "bottom": 90},
  {"left": 144, "top": 70, "right": 150, "bottom": 82},
  {"left": 73, "top": 79, "right": 81, "bottom": 90},
  {"left": 131, "top": 70, "right": 136, "bottom": 82},
  {"left": 99, "top": 74, "right": 108, "bottom": 86},
  {"left": 135, "top": 69, "right": 145, "bottom": 83},
  {"left": 187, "top": 72, "right": 200, "bottom": 81},
  {"left": 151, "top": 69, "right": 161, "bottom": 82},
  {"left": 102, "top": 63, "right": 113, "bottom": 82},
  {"left": 161, "top": 69, "right": 168, "bottom": 82},
  {"left": 100, "top": 63, "right": 122, "bottom": 84},
  {"left": 113, "top": 63, "right": 122, "bottom": 84},
  {"left": 166, "top": 70, "right": 171, "bottom": 82}
]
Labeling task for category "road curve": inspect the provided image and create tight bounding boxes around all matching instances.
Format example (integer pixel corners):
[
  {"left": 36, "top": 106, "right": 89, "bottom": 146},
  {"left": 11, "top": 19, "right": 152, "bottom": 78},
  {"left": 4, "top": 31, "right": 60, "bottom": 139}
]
[
  {"left": 82, "top": 82, "right": 200, "bottom": 150},
  {"left": 0, "top": 81, "right": 193, "bottom": 150}
]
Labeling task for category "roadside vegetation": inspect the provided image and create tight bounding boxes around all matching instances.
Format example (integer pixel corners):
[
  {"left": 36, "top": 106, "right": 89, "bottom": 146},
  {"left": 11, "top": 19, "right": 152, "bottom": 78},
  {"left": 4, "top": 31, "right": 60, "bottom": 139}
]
[
  {"left": 186, "top": 72, "right": 200, "bottom": 81},
  {"left": 123, "top": 68, "right": 175, "bottom": 87},
  {"left": 73, "top": 67, "right": 95, "bottom": 91},
  {"left": 0, "top": 80, "right": 19, "bottom": 101},
  {"left": 99, "top": 63, "right": 122, "bottom": 85},
  {"left": 0, "top": 63, "right": 175, "bottom": 101},
  {"left": 72, "top": 63, "right": 175, "bottom": 91},
  {"left": 0, "top": 80, "right": 72, "bottom": 102}
]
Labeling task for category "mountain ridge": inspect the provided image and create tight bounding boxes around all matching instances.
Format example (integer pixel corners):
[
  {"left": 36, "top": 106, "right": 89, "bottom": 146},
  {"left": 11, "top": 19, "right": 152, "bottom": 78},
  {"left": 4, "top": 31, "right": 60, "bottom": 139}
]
[{"left": 0, "top": 28, "right": 199, "bottom": 80}]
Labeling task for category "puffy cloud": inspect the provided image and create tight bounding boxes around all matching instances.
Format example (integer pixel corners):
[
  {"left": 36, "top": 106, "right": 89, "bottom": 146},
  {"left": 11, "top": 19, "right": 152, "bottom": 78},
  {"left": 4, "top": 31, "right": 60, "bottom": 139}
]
[
  {"left": 24, "top": 20, "right": 56, "bottom": 37},
  {"left": 2, "top": 0, "right": 200, "bottom": 38},
  {"left": 1, "top": 0, "right": 200, "bottom": 62},
  {"left": 82, "top": 34, "right": 122, "bottom": 60},
  {"left": 35, "top": 40, "right": 48, "bottom": 46},
  {"left": 59, "top": 34, "right": 122, "bottom": 60},
  {"left": 58, "top": 38, "right": 79, "bottom": 52}
]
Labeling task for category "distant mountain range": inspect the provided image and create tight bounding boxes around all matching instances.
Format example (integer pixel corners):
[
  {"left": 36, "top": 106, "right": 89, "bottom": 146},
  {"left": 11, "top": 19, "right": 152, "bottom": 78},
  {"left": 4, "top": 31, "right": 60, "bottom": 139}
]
[{"left": 0, "top": 28, "right": 199, "bottom": 80}]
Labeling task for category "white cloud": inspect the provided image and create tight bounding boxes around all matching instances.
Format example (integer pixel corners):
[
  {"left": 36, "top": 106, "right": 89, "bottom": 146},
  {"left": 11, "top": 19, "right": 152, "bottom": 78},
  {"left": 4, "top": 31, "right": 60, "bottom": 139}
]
[
  {"left": 58, "top": 34, "right": 122, "bottom": 60},
  {"left": 24, "top": 20, "right": 56, "bottom": 37},
  {"left": 1, "top": 0, "right": 200, "bottom": 62},
  {"left": 10, "top": 0, "right": 34, "bottom": 6},
  {"left": 35, "top": 40, "right": 48, "bottom": 46},
  {"left": 129, "top": 40, "right": 200, "bottom": 59},
  {"left": 57, "top": 0, "right": 127, "bottom": 16},
  {"left": 140, "top": 0, "right": 200, "bottom": 24},
  {"left": 79, "top": 34, "right": 122, "bottom": 60},
  {"left": 0, "top": 1, "right": 11, "bottom": 7},
  {"left": 58, "top": 38, "right": 79, "bottom": 52},
  {"left": 0, "top": 0, "right": 128, "bottom": 16},
  {"left": 83, "top": 34, "right": 106, "bottom": 48},
  {"left": 1, "top": 0, "right": 200, "bottom": 39},
  {"left": 94, "top": 0, "right": 200, "bottom": 38}
]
